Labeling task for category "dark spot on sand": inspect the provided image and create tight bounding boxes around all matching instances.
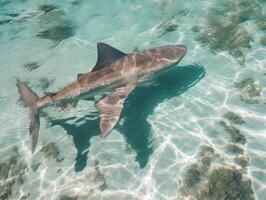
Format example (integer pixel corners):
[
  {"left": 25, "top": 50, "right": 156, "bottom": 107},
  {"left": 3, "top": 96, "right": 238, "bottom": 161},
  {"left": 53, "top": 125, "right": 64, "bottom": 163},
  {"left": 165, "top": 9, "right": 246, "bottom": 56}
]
[
  {"left": 23, "top": 62, "right": 40, "bottom": 71},
  {"left": 227, "top": 144, "right": 244, "bottom": 155},
  {"left": 70, "top": 0, "right": 82, "bottom": 6},
  {"left": 0, "top": 19, "right": 12, "bottom": 25},
  {"left": 224, "top": 111, "right": 245, "bottom": 124},
  {"left": 31, "top": 162, "right": 41, "bottom": 172},
  {"left": 38, "top": 78, "right": 54, "bottom": 91},
  {"left": 38, "top": 4, "right": 58, "bottom": 14},
  {"left": 93, "top": 160, "right": 107, "bottom": 191},
  {"left": 156, "top": 19, "right": 178, "bottom": 37},
  {"left": 59, "top": 195, "right": 78, "bottom": 200},
  {"left": 37, "top": 25, "right": 76, "bottom": 43},
  {"left": 234, "top": 78, "right": 262, "bottom": 104},
  {"left": 5, "top": 13, "right": 20, "bottom": 18},
  {"left": 40, "top": 142, "right": 64, "bottom": 162},
  {"left": 220, "top": 121, "right": 246, "bottom": 144}
]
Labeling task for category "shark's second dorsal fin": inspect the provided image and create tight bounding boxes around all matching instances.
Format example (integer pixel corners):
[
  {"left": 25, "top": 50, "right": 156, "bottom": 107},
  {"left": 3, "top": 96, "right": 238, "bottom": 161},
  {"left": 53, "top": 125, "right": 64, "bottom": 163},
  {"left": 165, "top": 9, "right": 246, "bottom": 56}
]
[{"left": 92, "top": 43, "right": 127, "bottom": 72}]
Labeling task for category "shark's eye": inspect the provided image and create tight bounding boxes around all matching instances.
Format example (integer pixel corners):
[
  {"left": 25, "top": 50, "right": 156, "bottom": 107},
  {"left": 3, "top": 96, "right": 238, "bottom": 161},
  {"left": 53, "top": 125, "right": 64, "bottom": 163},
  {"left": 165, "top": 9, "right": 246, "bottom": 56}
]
[{"left": 138, "top": 71, "right": 144, "bottom": 77}]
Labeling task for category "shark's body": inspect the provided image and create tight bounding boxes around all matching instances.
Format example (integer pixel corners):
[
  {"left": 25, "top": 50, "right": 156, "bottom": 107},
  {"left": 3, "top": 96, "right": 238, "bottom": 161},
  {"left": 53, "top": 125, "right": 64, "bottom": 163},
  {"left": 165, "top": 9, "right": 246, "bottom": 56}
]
[{"left": 17, "top": 43, "right": 187, "bottom": 152}]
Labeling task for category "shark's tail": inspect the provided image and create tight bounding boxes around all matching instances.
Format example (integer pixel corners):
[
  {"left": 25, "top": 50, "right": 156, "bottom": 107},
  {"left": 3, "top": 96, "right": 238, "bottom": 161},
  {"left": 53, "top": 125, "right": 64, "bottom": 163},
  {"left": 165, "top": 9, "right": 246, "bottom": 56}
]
[{"left": 16, "top": 79, "right": 40, "bottom": 153}]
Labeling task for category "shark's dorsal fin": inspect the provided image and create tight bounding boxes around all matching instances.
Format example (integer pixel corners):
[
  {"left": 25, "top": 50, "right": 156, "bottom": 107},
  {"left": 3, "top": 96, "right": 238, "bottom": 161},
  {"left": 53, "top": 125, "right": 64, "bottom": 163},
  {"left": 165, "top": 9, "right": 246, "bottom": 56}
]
[
  {"left": 92, "top": 43, "right": 127, "bottom": 72},
  {"left": 77, "top": 73, "right": 85, "bottom": 79},
  {"left": 96, "top": 84, "right": 135, "bottom": 137}
]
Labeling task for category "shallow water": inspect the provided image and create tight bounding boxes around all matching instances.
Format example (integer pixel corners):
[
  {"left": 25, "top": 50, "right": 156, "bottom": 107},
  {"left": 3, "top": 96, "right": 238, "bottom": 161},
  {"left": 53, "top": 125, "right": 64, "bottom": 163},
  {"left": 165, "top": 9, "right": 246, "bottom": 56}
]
[{"left": 0, "top": 0, "right": 266, "bottom": 199}]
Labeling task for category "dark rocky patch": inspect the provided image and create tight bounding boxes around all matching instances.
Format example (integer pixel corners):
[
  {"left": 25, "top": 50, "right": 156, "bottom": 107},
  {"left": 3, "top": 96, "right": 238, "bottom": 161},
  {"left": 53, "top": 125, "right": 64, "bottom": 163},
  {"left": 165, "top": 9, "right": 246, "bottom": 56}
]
[
  {"left": 5, "top": 13, "right": 20, "bottom": 18},
  {"left": 183, "top": 164, "right": 201, "bottom": 187},
  {"left": 0, "top": 146, "right": 27, "bottom": 200},
  {"left": 93, "top": 159, "right": 107, "bottom": 191},
  {"left": 220, "top": 121, "right": 246, "bottom": 144},
  {"left": 23, "top": 62, "right": 40, "bottom": 71},
  {"left": 0, "top": 179, "right": 15, "bottom": 200},
  {"left": 70, "top": 0, "right": 82, "bottom": 6},
  {"left": 234, "top": 78, "right": 262, "bottom": 104},
  {"left": 38, "top": 4, "right": 58, "bottom": 14},
  {"left": 198, "top": 166, "right": 254, "bottom": 200},
  {"left": 224, "top": 111, "right": 245, "bottom": 124},
  {"left": 37, "top": 25, "right": 76, "bottom": 43},
  {"left": 40, "top": 142, "right": 64, "bottom": 162},
  {"left": 180, "top": 145, "right": 254, "bottom": 200},
  {"left": 59, "top": 195, "right": 78, "bottom": 200},
  {"left": 227, "top": 144, "right": 244, "bottom": 155},
  {"left": 156, "top": 19, "right": 178, "bottom": 37},
  {"left": 234, "top": 155, "right": 249, "bottom": 168},
  {"left": 194, "top": 0, "right": 259, "bottom": 64},
  {"left": 31, "top": 162, "right": 41, "bottom": 172},
  {"left": 196, "top": 18, "right": 251, "bottom": 64},
  {"left": 256, "top": 18, "right": 266, "bottom": 31},
  {"left": 0, "top": 19, "right": 12, "bottom": 25},
  {"left": 38, "top": 78, "right": 54, "bottom": 91}
]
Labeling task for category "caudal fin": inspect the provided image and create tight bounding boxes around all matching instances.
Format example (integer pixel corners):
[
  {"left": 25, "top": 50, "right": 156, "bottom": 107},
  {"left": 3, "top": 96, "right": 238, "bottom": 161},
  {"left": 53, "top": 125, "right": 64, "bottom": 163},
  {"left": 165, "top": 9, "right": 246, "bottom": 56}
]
[{"left": 16, "top": 79, "right": 40, "bottom": 153}]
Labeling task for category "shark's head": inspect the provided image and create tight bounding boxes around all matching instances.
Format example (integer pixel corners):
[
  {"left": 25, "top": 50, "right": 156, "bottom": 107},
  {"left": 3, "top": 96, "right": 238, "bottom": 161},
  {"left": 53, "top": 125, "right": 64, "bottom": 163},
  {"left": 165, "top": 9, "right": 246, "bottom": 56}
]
[{"left": 159, "top": 44, "right": 187, "bottom": 64}]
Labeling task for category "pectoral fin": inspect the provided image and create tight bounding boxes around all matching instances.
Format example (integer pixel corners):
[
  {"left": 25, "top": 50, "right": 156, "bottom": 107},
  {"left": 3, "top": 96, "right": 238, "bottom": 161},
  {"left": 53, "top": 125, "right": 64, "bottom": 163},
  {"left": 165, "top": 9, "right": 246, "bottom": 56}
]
[{"left": 96, "top": 84, "right": 135, "bottom": 137}]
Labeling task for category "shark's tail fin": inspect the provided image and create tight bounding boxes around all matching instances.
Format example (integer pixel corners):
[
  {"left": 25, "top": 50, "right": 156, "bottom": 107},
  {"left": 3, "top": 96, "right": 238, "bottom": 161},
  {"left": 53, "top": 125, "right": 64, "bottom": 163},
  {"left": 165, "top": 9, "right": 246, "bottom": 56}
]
[{"left": 16, "top": 79, "right": 40, "bottom": 153}]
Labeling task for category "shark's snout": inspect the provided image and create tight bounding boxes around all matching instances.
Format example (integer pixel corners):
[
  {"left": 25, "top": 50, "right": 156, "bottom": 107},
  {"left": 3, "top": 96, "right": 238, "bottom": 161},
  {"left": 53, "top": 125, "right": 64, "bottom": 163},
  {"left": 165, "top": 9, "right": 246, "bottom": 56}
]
[{"left": 176, "top": 44, "right": 187, "bottom": 57}]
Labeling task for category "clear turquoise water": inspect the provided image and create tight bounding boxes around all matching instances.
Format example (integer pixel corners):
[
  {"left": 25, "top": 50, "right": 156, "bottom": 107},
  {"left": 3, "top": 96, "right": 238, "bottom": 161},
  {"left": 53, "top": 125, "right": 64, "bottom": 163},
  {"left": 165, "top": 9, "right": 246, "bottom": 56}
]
[{"left": 0, "top": 0, "right": 266, "bottom": 199}]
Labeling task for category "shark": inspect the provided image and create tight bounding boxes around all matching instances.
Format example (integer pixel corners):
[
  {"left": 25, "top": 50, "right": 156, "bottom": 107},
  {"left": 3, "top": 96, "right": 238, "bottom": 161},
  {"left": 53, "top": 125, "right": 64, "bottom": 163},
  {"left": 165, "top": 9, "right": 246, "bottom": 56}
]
[{"left": 17, "top": 42, "right": 187, "bottom": 152}]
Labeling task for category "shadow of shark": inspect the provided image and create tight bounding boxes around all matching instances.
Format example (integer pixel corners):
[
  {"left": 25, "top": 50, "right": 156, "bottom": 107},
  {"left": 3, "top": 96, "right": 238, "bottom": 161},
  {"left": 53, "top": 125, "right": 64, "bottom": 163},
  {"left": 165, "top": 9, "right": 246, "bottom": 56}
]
[{"left": 46, "top": 64, "right": 205, "bottom": 171}]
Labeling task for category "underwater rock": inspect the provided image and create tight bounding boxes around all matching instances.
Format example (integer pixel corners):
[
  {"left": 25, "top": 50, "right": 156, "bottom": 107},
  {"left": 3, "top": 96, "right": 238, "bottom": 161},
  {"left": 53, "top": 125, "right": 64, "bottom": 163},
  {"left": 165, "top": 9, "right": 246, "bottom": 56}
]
[
  {"left": 220, "top": 121, "right": 246, "bottom": 144},
  {"left": 11, "top": 160, "right": 27, "bottom": 177},
  {"left": 0, "top": 146, "right": 27, "bottom": 200},
  {"left": 224, "top": 111, "right": 245, "bottom": 124},
  {"left": 59, "top": 195, "right": 78, "bottom": 200},
  {"left": 0, "top": 179, "right": 15, "bottom": 200},
  {"left": 198, "top": 166, "right": 254, "bottom": 200},
  {"left": 38, "top": 78, "right": 54, "bottom": 91},
  {"left": 0, "top": 162, "right": 11, "bottom": 181},
  {"left": 180, "top": 145, "right": 254, "bottom": 200},
  {"left": 40, "top": 142, "right": 64, "bottom": 162},
  {"left": 234, "top": 78, "right": 262, "bottom": 104},
  {"left": 37, "top": 25, "right": 76, "bottom": 43},
  {"left": 0, "top": 146, "right": 19, "bottom": 181},
  {"left": 195, "top": 1, "right": 254, "bottom": 64},
  {"left": 183, "top": 164, "right": 201, "bottom": 187},
  {"left": 156, "top": 19, "right": 178, "bottom": 37},
  {"left": 256, "top": 18, "right": 266, "bottom": 31},
  {"left": 180, "top": 144, "right": 254, "bottom": 199},
  {"left": 227, "top": 144, "right": 244, "bottom": 155},
  {"left": 23, "top": 62, "right": 40, "bottom": 71},
  {"left": 234, "top": 155, "right": 249, "bottom": 168}
]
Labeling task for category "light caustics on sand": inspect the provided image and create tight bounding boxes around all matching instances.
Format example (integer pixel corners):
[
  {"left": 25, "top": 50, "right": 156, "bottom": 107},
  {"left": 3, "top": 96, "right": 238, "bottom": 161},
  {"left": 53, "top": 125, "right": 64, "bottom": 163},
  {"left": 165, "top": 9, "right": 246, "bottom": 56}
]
[{"left": 0, "top": 0, "right": 266, "bottom": 200}]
